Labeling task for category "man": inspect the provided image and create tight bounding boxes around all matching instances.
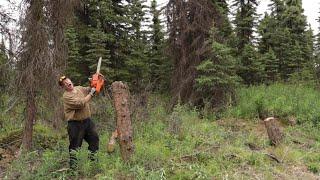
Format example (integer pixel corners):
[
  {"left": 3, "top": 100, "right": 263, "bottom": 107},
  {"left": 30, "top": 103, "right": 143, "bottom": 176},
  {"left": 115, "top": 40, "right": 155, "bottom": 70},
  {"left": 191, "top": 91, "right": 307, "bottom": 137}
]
[{"left": 58, "top": 75, "right": 99, "bottom": 169}]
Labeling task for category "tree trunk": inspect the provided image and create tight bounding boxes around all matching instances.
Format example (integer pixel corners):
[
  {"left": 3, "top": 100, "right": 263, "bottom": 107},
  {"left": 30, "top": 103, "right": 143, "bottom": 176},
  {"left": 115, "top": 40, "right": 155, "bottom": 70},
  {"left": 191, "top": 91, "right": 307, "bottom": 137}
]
[
  {"left": 21, "top": 91, "right": 36, "bottom": 152},
  {"left": 111, "top": 81, "right": 134, "bottom": 162},
  {"left": 264, "top": 117, "right": 283, "bottom": 146}
]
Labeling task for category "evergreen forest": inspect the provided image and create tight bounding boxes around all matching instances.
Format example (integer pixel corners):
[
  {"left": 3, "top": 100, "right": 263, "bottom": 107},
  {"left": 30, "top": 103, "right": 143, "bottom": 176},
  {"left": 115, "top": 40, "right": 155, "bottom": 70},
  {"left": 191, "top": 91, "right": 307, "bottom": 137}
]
[{"left": 1, "top": 0, "right": 320, "bottom": 179}]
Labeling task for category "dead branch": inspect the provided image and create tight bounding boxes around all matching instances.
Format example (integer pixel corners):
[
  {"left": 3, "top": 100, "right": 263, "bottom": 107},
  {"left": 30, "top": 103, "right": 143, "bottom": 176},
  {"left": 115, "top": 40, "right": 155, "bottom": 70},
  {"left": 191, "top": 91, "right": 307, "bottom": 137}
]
[{"left": 263, "top": 153, "right": 282, "bottom": 163}]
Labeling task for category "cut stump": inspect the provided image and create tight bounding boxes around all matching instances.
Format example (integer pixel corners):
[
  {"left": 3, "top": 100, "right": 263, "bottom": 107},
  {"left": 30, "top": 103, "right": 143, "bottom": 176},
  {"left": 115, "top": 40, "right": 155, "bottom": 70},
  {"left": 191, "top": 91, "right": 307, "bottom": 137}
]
[
  {"left": 264, "top": 117, "right": 284, "bottom": 146},
  {"left": 111, "top": 81, "right": 134, "bottom": 162}
]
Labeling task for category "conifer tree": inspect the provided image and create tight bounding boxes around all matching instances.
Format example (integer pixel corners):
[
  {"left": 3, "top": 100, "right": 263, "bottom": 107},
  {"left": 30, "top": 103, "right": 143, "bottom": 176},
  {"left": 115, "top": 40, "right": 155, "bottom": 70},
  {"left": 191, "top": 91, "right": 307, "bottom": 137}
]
[
  {"left": 261, "top": 48, "right": 279, "bottom": 83},
  {"left": 196, "top": 28, "right": 239, "bottom": 107},
  {"left": 314, "top": 10, "right": 320, "bottom": 78},
  {"left": 195, "top": 1, "right": 238, "bottom": 107},
  {"left": 66, "top": 0, "right": 127, "bottom": 84},
  {"left": 317, "top": 12, "right": 320, "bottom": 54},
  {"left": 232, "top": 0, "right": 258, "bottom": 53},
  {"left": 149, "top": 0, "right": 171, "bottom": 91},
  {"left": 282, "top": 0, "right": 312, "bottom": 79},
  {"left": 65, "top": 27, "right": 82, "bottom": 83},
  {"left": 211, "top": 0, "right": 234, "bottom": 44},
  {"left": 85, "top": 22, "right": 111, "bottom": 78},
  {"left": 124, "top": 0, "right": 149, "bottom": 91},
  {"left": 239, "top": 44, "right": 264, "bottom": 84},
  {"left": 258, "top": 0, "right": 314, "bottom": 81},
  {"left": 232, "top": 0, "right": 261, "bottom": 84}
]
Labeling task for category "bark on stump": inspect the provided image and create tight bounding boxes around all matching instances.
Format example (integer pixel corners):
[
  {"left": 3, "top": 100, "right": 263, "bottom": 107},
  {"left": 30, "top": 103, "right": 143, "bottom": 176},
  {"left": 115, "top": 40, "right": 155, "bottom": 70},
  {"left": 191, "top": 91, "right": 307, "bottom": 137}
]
[
  {"left": 264, "top": 117, "right": 284, "bottom": 146},
  {"left": 107, "top": 130, "right": 118, "bottom": 153},
  {"left": 111, "top": 81, "right": 134, "bottom": 162}
]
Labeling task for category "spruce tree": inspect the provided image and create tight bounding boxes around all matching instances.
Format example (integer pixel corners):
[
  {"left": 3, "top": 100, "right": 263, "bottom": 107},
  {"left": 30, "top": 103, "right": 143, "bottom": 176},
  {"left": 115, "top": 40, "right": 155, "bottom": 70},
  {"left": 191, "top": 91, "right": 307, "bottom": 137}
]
[
  {"left": 65, "top": 0, "right": 113, "bottom": 84},
  {"left": 258, "top": 0, "right": 314, "bottom": 81},
  {"left": 314, "top": 11, "right": 320, "bottom": 78},
  {"left": 211, "top": 0, "right": 234, "bottom": 44},
  {"left": 283, "top": 0, "right": 312, "bottom": 78},
  {"left": 317, "top": 12, "right": 320, "bottom": 54},
  {"left": 196, "top": 38, "right": 239, "bottom": 107},
  {"left": 195, "top": 1, "right": 239, "bottom": 107},
  {"left": 124, "top": 0, "right": 149, "bottom": 91},
  {"left": 261, "top": 48, "right": 279, "bottom": 83},
  {"left": 85, "top": 22, "right": 111, "bottom": 78},
  {"left": 65, "top": 27, "right": 82, "bottom": 83},
  {"left": 149, "top": 0, "right": 171, "bottom": 91},
  {"left": 238, "top": 44, "right": 264, "bottom": 84},
  {"left": 232, "top": 0, "right": 258, "bottom": 53},
  {"left": 232, "top": 0, "right": 261, "bottom": 84}
]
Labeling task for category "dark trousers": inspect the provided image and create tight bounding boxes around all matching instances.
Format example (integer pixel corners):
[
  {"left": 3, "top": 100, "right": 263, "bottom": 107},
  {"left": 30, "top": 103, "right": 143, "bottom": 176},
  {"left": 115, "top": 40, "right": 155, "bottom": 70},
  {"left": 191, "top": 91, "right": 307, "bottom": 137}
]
[{"left": 67, "top": 118, "right": 99, "bottom": 168}]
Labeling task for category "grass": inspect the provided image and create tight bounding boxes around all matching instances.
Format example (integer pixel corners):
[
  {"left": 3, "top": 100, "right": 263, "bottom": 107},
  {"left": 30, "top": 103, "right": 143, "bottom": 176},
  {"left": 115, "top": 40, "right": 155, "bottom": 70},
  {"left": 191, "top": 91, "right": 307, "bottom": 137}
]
[
  {"left": 1, "top": 84, "right": 320, "bottom": 179},
  {"left": 227, "top": 83, "right": 320, "bottom": 125}
]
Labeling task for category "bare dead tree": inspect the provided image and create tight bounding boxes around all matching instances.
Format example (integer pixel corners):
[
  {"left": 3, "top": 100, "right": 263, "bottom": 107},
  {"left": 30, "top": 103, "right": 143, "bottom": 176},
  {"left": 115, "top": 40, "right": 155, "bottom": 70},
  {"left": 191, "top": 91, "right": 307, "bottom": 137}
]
[
  {"left": 17, "top": 0, "right": 78, "bottom": 152},
  {"left": 166, "top": 0, "right": 216, "bottom": 105},
  {"left": 17, "top": 0, "right": 49, "bottom": 151},
  {"left": 46, "top": 0, "right": 79, "bottom": 129}
]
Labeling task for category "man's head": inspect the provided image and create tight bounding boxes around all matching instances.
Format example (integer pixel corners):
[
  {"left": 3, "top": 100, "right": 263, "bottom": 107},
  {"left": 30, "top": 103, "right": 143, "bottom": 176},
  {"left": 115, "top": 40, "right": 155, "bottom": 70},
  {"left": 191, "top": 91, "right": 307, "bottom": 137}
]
[{"left": 59, "top": 75, "right": 74, "bottom": 91}]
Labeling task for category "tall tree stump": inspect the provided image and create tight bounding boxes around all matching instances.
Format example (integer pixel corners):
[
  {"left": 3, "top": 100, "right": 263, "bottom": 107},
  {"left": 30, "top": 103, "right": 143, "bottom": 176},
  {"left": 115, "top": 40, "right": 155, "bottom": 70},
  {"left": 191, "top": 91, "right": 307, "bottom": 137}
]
[
  {"left": 264, "top": 117, "right": 284, "bottom": 146},
  {"left": 111, "top": 81, "right": 134, "bottom": 162}
]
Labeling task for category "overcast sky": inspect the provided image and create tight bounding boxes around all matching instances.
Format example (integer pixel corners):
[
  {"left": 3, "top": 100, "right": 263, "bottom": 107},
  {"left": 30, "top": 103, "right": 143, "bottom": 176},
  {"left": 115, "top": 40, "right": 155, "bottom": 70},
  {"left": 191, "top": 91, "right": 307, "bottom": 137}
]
[
  {"left": 0, "top": 0, "right": 319, "bottom": 34},
  {"left": 152, "top": 0, "right": 320, "bottom": 34}
]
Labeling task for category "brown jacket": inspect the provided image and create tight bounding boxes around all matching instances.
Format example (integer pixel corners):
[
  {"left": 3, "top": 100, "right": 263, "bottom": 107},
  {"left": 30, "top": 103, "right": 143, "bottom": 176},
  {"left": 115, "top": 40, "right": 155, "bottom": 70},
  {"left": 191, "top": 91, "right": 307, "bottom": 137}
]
[{"left": 63, "top": 86, "right": 91, "bottom": 121}]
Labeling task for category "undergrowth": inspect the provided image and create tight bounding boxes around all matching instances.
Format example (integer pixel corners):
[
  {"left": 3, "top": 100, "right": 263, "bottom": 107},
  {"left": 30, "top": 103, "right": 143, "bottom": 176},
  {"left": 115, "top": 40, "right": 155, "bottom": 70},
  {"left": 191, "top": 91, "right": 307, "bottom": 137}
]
[
  {"left": 1, "top": 84, "right": 320, "bottom": 179},
  {"left": 227, "top": 83, "right": 320, "bottom": 125}
]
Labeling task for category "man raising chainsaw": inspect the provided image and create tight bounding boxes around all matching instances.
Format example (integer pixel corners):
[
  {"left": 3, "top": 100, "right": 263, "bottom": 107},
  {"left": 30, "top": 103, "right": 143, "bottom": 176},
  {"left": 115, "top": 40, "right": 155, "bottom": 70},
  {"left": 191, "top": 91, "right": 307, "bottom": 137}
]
[{"left": 59, "top": 75, "right": 100, "bottom": 169}]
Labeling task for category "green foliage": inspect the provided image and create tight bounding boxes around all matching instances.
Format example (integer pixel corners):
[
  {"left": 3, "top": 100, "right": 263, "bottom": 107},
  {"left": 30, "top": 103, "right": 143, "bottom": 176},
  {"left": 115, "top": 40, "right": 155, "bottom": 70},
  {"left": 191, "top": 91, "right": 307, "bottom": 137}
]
[
  {"left": 196, "top": 40, "right": 239, "bottom": 107},
  {"left": 261, "top": 48, "right": 279, "bottom": 83},
  {"left": 211, "top": 0, "right": 234, "bottom": 45},
  {"left": 238, "top": 44, "right": 264, "bottom": 84},
  {"left": 148, "top": 0, "right": 171, "bottom": 91},
  {"left": 305, "top": 152, "right": 320, "bottom": 174},
  {"left": 315, "top": 11, "right": 320, "bottom": 80},
  {"left": 232, "top": 0, "right": 258, "bottom": 53},
  {"left": 258, "top": 0, "right": 314, "bottom": 82},
  {"left": 65, "top": 0, "right": 124, "bottom": 85},
  {"left": 228, "top": 83, "right": 320, "bottom": 125},
  {"left": 232, "top": 0, "right": 262, "bottom": 85},
  {"left": 3, "top": 93, "right": 320, "bottom": 179}
]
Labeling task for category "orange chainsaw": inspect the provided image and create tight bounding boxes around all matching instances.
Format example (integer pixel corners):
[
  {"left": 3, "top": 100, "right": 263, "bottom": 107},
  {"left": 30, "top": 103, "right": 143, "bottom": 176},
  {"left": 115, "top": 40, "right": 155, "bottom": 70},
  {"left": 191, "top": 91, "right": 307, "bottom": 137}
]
[{"left": 90, "top": 57, "right": 105, "bottom": 93}]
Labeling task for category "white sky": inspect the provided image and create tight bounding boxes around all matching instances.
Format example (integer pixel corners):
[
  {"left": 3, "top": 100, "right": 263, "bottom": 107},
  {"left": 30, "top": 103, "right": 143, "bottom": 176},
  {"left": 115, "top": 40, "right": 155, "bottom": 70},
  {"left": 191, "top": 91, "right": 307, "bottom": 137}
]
[
  {"left": 0, "top": 0, "right": 319, "bottom": 35},
  {"left": 152, "top": 0, "right": 320, "bottom": 35}
]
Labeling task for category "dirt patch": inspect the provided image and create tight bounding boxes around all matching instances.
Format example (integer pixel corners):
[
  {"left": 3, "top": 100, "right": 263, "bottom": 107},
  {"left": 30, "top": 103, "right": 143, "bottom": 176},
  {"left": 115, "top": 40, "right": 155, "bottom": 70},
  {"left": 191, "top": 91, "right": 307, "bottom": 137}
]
[
  {"left": 277, "top": 165, "right": 320, "bottom": 180},
  {"left": 216, "top": 118, "right": 268, "bottom": 138}
]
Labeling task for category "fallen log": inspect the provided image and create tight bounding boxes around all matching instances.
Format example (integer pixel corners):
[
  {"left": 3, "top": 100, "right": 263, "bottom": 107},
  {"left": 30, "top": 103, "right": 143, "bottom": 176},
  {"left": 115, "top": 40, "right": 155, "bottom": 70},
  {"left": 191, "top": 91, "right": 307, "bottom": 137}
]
[
  {"left": 111, "top": 81, "right": 134, "bottom": 162},
  {"left": 263, "top": 152, "right": 282, "bottom": 163}
]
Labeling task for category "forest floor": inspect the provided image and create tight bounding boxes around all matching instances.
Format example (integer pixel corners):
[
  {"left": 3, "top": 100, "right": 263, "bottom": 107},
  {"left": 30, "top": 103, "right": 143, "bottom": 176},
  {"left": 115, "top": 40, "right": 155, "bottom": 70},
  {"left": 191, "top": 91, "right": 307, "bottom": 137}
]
[
  {"left": 1, "top": 84, "right": 320, "bottom": 179},
  {"left": 1, "top": 110, "right": 320, "bottom": 179}
]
